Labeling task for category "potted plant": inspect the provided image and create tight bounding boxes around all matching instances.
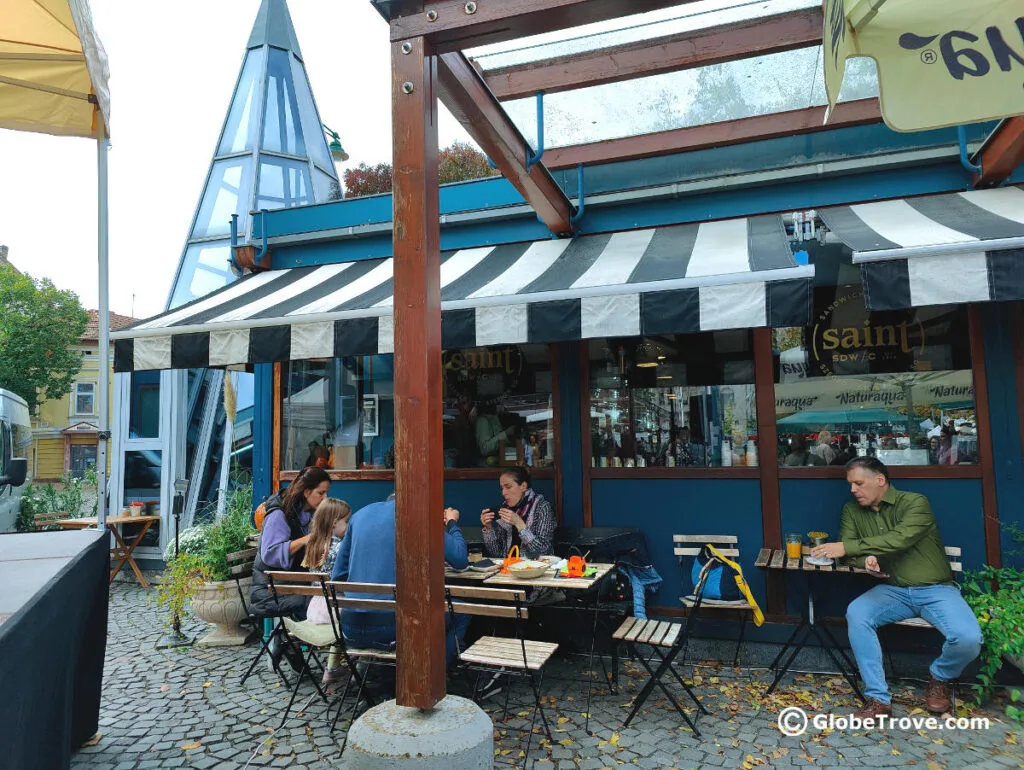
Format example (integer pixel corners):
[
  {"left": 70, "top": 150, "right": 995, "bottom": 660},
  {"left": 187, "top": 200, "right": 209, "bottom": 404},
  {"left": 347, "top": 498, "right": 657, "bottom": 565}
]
[
  {"left": 963, "top": 522, "right": 1024, "bottom": 724},
  {"left": 156, "top": 482, "right": 256, "bottom": 647}
]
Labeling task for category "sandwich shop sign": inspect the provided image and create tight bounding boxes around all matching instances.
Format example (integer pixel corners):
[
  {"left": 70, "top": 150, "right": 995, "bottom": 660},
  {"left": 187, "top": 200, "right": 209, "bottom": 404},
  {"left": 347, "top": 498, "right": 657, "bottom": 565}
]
[{"left": 824, "top": 0, "right": 1024, "bottom": 132}]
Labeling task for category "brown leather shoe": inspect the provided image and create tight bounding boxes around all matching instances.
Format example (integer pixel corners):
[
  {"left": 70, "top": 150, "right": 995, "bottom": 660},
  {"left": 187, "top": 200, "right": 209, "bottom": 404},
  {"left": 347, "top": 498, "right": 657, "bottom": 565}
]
[
  {"left": 925, "top": 675, "right": 952, "bottom": 713},
  {"left": 854, "top": 698, "right": 893, "bottom": 720}
]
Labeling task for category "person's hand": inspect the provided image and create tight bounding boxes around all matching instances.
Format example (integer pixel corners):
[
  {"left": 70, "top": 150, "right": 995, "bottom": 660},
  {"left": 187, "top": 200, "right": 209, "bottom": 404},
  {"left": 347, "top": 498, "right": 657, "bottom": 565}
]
[
  {"left": 811, "top": 541, "right": 846, "bottom": 560},
  {"left": 443, "top": 507, "right": 460, "bottom": 526},
  {"left": 480, "top": 509, "right": 495, "bottom": 530},
  {"left": 864, "top": 555, "right": 888, "bottom": 576},
  {"left": 498, "top": 507, "right": 526, "bottom": 532}
]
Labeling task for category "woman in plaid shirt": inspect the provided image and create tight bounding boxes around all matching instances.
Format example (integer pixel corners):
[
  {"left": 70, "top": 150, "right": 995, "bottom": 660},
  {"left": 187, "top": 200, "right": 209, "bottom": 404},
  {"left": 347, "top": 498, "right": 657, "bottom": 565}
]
[{"left": 480, "top": 466, "right": 555, "bottom": 559}]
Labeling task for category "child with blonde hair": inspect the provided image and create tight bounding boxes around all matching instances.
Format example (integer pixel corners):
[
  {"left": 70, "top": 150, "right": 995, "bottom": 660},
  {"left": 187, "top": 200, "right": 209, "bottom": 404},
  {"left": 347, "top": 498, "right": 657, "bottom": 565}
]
[{"left": 302, "top": 497, "right": 352, "bottom": 685}]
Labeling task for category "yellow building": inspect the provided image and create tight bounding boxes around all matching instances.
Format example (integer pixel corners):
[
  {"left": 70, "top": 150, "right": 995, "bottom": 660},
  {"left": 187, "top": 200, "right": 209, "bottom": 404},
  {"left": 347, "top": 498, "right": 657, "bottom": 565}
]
[{"left": 30, "top": 311, "right": 136, "bottom": 481}]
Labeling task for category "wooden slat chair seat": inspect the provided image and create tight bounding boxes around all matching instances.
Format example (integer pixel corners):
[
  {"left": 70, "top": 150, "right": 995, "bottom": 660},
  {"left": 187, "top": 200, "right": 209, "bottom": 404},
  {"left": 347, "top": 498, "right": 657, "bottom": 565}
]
[
  {"left": 611, "top": 616, "right": 707, "bottom": 736},
  {"left": 674, "top": 534, "right": 752, "bottom": 666},
  {"left": 447, "top": 585, "right": 558, "bottom": 761},
  {"left": 34, "top": 512, "right": 68, "bottom": 530}
]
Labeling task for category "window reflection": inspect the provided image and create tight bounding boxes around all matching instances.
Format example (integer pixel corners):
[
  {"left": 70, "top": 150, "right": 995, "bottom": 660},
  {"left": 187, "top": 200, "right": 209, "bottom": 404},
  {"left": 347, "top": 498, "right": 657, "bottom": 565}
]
[
  {"left": 257, "top": 157, "right": 313, "bottom": 210},
  {"left": 774, "top": 284, "right": 977, "bottom": 467},
  {"left": 262, "top": 48, "right": 306, "bottom": 156},
  {"left": 588, "top": 333, "right": 758, "bottom": 468},
  {"left": 192, "top": 158, "right": 252, "bottom": 238},
  {"left": 218, "top": 48, "right": 265, "bottom": 155}
]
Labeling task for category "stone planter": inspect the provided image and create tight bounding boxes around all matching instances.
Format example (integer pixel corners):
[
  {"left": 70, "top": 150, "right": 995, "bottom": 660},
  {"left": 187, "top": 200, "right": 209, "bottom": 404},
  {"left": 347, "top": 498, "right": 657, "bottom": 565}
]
[
  {"left": 190, "top": 576, "right": 253, "bottom": 647},
  {"left": 1005, "top": 653, "right": 1024, "bottom": 673}
]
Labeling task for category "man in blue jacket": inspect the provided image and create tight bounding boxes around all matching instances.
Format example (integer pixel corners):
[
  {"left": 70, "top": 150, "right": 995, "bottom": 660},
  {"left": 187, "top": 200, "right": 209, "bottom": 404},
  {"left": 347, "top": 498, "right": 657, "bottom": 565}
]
[{"left": 331, "top": 495, "right": 470, "bottom": 681}]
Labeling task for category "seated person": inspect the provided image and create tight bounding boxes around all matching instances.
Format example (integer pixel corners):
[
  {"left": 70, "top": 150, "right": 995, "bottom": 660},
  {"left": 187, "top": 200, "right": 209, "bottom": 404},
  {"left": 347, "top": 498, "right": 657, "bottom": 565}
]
[
  {"left": 783, "top": 435, "right": 823, "bottom": 467},
  {"left": 811, "top": 457, "right": 982, "bottom": 718},
  {"left": 475, "top": 403, "right": 516, "bottom": 466},
  {"left": 479, "top": 466, "right": 555, "bottom": 560},
  {"left": 331, "top": 493, "right": 471, "bottom": 681},
  {"left": 249, "top": 467, "right": 331, "bottom": 669}
]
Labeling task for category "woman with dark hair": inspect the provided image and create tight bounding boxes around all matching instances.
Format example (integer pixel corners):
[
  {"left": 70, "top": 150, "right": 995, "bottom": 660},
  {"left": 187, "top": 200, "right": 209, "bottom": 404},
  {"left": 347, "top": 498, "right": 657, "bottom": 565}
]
[
  {"left": 479, "top": 466, "right": 555, "bottom": 559},
  {"left": 249, "top": 466, "right": 332, "bottom": 620}
]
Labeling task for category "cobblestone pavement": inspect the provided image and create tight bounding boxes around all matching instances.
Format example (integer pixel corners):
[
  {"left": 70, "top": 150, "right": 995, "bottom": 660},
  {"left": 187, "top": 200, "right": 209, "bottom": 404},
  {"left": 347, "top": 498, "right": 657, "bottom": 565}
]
[{"left": 71, "top": 584, "right": 1022, "bottom": 770}]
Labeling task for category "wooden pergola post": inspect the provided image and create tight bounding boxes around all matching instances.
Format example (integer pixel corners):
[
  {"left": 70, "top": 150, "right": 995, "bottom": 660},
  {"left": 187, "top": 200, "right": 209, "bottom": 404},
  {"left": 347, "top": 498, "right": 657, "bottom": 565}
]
[{"left": 391, "top": 35, "right": 447, "bottom": 710}]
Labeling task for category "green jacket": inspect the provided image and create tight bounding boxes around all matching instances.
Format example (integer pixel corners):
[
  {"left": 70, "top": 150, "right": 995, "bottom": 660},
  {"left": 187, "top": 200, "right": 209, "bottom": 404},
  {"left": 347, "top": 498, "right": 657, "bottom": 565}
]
[{"left": 839, "top": 485, "right": 955, "bottom": 588}]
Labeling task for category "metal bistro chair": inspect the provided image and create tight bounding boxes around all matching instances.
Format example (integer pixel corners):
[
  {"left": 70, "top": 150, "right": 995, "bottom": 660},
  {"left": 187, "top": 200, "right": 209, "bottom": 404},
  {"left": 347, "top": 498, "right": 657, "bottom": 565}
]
[
  {"left": 675, "top": 534, "right": 755, "bottom": 666},
  {"left": 230, "top": 543, "right": 293, "bottom": 687},
  {"left": 447, "top": 585, "right": 559, "bottom": 762}
]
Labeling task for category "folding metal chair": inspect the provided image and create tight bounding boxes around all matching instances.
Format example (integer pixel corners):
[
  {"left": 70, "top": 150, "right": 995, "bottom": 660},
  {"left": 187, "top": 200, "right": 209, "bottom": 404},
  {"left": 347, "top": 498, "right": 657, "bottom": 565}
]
[{"left": 229, "top": 545, "right": 291, "bottom": 687}]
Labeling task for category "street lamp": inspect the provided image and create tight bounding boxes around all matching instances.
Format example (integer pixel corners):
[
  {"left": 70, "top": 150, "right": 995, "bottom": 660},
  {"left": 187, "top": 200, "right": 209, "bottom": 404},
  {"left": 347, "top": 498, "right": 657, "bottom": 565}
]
[
  {"left": 156, "top": 478, "right": 193, "bottom": 649},
  {"left": 323, "top": 124, "right": 349, "bottom": 162}
]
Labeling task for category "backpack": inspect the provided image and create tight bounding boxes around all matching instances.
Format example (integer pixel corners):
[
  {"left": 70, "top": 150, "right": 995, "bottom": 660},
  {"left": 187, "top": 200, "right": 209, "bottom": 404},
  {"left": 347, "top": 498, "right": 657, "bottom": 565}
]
[{"left": 690, "top": 544, "right": 741, "bottom": 602}]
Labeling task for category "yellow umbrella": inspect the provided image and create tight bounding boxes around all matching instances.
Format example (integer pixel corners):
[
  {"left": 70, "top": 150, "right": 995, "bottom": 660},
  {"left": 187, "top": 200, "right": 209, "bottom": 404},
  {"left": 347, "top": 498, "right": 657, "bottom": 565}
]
[
  {"left": 0, "top": 0, "right": 110, "bottom": 137},
  {"left": 0, "top": 0, "right": 112, "bottom": 524},
  {"left": 824, "top": 0, "right": 1024, "bottom": 132}
]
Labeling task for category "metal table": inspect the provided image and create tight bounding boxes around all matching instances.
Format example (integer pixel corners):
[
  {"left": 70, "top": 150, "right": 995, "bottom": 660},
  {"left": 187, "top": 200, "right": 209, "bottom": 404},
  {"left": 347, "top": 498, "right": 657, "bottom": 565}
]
[{"left": 755, "top": 547, "right": 865, "bottom": 702}]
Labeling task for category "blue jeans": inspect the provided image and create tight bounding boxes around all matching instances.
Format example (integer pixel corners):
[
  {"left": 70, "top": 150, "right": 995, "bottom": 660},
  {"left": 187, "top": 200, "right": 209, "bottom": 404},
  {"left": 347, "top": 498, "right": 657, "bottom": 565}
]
[
  {"left": 342, "top": 613, "right": 470, "bottom": 669},
  {"left": 846, "top": 584, "right": 983, "bottom": 704}
]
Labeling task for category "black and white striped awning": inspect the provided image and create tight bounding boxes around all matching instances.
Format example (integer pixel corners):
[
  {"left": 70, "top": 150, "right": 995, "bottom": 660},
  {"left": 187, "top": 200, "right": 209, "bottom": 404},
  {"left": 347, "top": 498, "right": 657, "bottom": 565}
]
[
  {"left": 112, "top": 217, "right": 813, "bottom": 372},
  {"left": 820, "top": 185, "right": 1024, "bottom": 311}
]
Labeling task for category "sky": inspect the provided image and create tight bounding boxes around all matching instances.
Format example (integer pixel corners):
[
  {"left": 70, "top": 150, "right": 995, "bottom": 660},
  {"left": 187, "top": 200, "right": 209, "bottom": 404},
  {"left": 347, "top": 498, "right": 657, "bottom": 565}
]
[{"left": 0, "top": 0, "right": 790, "bottom": 321}]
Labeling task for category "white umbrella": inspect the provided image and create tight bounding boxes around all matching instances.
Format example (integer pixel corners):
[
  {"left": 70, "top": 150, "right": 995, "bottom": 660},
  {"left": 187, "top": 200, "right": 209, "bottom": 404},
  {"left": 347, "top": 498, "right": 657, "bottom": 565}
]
[{"left": 0, "top": 0, "right": 112, "bottom": 523}]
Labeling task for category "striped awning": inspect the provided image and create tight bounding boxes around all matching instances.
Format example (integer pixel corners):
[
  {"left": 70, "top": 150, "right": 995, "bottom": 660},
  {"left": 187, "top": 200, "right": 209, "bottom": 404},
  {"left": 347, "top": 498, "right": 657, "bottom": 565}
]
[
  {"left": 112, "top": 217, "right": 813, "bottom": 372},
  {"left": 820, "top": 186, "right": 1024, "bottom": 311}
]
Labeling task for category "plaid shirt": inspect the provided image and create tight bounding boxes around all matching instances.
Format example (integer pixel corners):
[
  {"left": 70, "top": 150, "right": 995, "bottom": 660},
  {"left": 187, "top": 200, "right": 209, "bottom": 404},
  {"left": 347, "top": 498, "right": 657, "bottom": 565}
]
[{"left": 482, "top": 489, "right": 556, "bottom": 559}]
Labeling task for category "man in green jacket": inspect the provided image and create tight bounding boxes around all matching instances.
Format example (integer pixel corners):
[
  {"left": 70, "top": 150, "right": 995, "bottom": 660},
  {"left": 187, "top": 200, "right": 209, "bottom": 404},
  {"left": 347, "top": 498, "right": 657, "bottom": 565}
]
[{"left": 811, "top": 456, "right": 982, "bottom": 719}]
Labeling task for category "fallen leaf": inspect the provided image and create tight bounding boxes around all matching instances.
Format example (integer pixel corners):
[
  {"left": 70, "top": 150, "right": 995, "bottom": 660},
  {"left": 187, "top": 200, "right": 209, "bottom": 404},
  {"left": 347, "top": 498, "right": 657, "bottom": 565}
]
[
  {"left": 559, "top": 738, "right": 574, "bottom": 747},
  {"left": 610, "top": 733, "right": 620, "bottom": 746},
  {"left": 181, "top": 742, "right": 201, "bottom": 751},
  {"left": 893, "top": 749, "right": 902, "bottom": 756},
  {"left": 202, "top": 681, "right": 212, "bottom": 688},
  {"left": 159, "top": 684, "right": 169, "bottom": 693},
  {"left": 81, "top": 733, "right": 102, "bottom": 747},
  {"left": 557, "top": 717, "right": 570, "bottom": 724}
]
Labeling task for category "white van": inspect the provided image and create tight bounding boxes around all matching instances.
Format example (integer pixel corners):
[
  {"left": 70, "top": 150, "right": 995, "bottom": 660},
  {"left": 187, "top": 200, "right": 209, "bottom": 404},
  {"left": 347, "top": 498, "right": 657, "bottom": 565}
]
[{"left": 0, "top": 388, "right": 31, "bottom": 532}]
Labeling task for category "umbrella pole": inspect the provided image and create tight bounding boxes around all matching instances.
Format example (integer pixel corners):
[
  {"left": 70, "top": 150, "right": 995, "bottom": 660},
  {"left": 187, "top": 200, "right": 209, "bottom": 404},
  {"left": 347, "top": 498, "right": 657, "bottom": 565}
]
[{"left": 97, "top": 129, "right": 110, "bottom": 526}]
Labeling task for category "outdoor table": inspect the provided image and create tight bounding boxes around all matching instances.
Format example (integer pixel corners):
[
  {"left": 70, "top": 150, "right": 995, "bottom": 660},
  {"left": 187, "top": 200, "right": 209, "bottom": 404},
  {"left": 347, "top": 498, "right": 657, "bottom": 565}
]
[
  {"left": 56, "top": 515, "right": 161, "bottom": 588},
  {"left": 755, "top": 547, "right": 866, "bottom": 702},
  {"left": 444, "top": 564, "right": 500, "bottom": 581},
  {"left": 484, "top": 562, "right": 617, "bottom": 733}
]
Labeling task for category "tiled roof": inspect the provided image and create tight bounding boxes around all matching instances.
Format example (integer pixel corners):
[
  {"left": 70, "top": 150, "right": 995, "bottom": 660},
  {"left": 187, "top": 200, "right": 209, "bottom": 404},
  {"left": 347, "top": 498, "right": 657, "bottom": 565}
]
[{"left": 82, "top": 310, "right": 137, "bottom": 342}]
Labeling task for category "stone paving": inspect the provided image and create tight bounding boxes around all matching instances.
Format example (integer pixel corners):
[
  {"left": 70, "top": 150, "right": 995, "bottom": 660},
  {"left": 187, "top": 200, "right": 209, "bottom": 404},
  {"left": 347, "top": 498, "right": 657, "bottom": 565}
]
[{"left": 71, "top": 583, "right": 1022, "bottom": 770}]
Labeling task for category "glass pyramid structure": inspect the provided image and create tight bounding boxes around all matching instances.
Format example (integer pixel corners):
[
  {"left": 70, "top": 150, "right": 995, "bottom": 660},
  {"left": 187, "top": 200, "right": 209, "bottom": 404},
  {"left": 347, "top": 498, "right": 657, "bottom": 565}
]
[{"left": 166, "top": 0, "right": 340, "bottom": 309}]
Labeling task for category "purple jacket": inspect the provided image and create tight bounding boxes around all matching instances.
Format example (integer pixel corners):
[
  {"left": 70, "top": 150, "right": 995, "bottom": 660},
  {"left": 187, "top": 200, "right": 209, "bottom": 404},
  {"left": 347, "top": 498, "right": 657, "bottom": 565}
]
[{"left": 260, "top": 506, "right": 313, "bottom": 569}]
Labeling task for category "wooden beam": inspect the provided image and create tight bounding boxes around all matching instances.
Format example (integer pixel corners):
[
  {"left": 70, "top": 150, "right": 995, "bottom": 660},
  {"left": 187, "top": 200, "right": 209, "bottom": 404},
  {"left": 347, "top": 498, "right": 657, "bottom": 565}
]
[
  {"left": 543, "top": 98, "right": 883, "bottom": 170},
  {"left": 969, "top": 305, "right": 1001, "bottom": 570},
  {"left": 482, "top": 7, "right": 823, "bottom": 101},
  {"left": 974, "top": 116, "right": 1024, "bottom": 188},
  {"left": 753, "top": 327, "right": 785, "bottom": 616},
  {"left": 437, "top": 51, "right": 574, "bottom": 236},
  {"left": 391, "top": 35, "right": 447, "bottom": 709},
  {"left": 386, "top": 0, "right": 699, "bottom": 53}
]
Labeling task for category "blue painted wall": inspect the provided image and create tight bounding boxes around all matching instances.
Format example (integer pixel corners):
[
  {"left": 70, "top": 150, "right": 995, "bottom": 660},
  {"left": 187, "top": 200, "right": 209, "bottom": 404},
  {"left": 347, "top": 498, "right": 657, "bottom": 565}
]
[
  {"left": 982, "top": 303, "right": 1024, "bottom": 569},
  {"left": 251, "top": 363, "right": 273, "bottom": 508},
  {"left": 557, "top": 342, "right": 584, "bottom": 528},
  {"left": 589, "top": 479, "right": 764, "bottom": 610}
]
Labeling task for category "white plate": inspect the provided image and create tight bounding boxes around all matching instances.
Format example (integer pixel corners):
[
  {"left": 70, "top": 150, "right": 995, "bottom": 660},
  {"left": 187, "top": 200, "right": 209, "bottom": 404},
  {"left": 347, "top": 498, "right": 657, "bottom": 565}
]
[{"left": 805, "top": 555, "right": 834, "bottom": 566}]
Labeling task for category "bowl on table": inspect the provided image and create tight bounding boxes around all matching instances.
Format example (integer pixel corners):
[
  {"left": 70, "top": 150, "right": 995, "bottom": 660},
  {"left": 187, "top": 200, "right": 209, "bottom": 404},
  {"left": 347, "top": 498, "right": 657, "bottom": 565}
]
[{"left": 507, "top": 560, "right": 550, "bottom": 579}]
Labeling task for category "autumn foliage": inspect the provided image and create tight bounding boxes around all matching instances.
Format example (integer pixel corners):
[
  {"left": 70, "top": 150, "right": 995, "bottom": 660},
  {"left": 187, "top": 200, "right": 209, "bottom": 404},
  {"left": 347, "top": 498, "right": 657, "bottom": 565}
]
[{"left": 342, "top": 140, "right": 499, "bottom": 197}]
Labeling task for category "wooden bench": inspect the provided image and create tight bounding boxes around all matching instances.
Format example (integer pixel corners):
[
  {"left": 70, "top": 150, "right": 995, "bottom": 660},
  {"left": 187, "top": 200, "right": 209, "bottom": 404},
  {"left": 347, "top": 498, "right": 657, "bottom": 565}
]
[
  {"left": 612, "top": 615, "right": 707, "bottom": 736},
  {"left": 33, "top": 511, "right": 68, "bottom": 530},
  {"left": 674, "top": 534, "right": 754, "bottom": 666}
]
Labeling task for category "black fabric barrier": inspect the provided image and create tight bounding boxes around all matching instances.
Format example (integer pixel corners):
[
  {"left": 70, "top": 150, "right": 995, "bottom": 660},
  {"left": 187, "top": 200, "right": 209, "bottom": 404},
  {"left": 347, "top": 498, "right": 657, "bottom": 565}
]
[{"left": 0, "top": 531, "right": 109, "bottom": 770}]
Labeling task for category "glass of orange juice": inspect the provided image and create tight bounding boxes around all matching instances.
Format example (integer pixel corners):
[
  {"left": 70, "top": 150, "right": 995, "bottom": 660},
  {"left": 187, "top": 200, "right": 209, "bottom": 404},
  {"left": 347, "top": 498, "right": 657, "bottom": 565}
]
[{"left": 785, "top": 533, "right": 803, "bottom": 559}]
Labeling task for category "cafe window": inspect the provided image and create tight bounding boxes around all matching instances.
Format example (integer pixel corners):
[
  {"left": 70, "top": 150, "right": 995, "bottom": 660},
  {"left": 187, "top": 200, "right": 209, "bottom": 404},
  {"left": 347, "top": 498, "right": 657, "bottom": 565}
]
[
  {"left": 588, "top": 332, "right": 759, "bottom": 468},
  {"left": 281, "top": 356, "right": 394, "bottom": 471},
  {"left": 442, "top": 344, "right": 555, "bottom": 470},
  {"left": 280, "top": 345, "right": 555, "bottom": 472},
  {"left": 774, "top": 283, "right": 977, "bottom": 468}
]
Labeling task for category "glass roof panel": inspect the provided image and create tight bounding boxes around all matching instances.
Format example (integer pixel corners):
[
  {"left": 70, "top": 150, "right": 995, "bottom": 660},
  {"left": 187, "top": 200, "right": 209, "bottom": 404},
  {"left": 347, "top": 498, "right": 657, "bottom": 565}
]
[
  {"left": 312, "top": 167, "right": 340, "bottom": 201},
  {"left": 170, "top": 241, "right": 233, "bottom": 308},
  {"left": 218, "top": 48, "right": 266, "bottom": 156},
  {"left": 289, "top": 55, "right": 335, "bottom": 175},
  {"left": 499, "top": 47, "right": 878, "bottom": 149},
  {"left": 192, "top": 157, "right": 254, "bottom": 239},
  {"left": 262, "top": 47, "right": 306, "bottom": 156},
  {"left": 469, "top": 0, "right": 818, "bottom": 70},
  {"left": 257, "top": 156, "right": 313, "bottom": 210}
]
